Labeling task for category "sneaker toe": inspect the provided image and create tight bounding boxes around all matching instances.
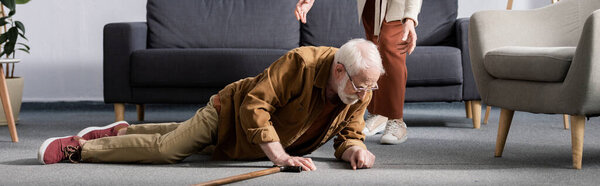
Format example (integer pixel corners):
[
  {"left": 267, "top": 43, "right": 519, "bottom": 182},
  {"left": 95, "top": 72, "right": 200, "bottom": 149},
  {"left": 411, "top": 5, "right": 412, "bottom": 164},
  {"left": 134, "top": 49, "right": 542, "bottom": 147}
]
[
  {"left": 380, "top": 134, "right": 407, "bottom": 144},
  {"left": 38, "top": 138, "right": 62, "bottom": 165}
]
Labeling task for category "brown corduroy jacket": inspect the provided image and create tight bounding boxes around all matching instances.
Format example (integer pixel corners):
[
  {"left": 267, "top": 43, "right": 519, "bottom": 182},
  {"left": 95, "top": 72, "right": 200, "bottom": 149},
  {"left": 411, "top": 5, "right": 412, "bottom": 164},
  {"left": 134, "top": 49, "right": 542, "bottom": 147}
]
[{"left": 212, "top": 46, "right": 371, "bottom": 160}]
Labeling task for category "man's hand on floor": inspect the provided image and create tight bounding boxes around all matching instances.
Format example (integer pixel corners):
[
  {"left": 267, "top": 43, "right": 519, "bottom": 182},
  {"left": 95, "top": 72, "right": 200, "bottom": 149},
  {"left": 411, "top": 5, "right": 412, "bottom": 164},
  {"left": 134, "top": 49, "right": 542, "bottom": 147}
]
[
  {"left": 342, "top": 146, "right": 375, "bottom": 170},
  {"left": 274, "top": 154, "right": 317, "bottom": 171},
  {"left": 260, "top": 141, "right": 316, "bottom": 171}
]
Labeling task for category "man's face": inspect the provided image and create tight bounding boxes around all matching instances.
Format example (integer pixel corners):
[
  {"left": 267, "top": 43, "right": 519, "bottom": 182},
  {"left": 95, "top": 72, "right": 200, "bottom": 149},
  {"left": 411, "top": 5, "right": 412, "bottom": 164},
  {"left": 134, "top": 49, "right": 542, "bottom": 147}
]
[{"left": 336, "top": 64, "right": 380, "bottom": 105}]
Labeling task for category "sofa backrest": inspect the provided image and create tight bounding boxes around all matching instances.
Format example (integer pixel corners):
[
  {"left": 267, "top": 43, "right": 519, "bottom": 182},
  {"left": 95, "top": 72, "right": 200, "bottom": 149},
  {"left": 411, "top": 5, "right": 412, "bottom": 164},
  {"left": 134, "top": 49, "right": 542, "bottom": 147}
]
[
  {"left": 301, "top": 0, "right": 458, "bottom": 47},
  {"left": 300, "top": 0, "right": 365, "bottom": 47},
  {"left": 415, "top": 0, "right": 458, "bottom": 46},
  {"left": 147, "top": 0, "right": 299, "bottom": 49},
  {"left": 146, "top": 0, "right": 457, "bottom": 49}
]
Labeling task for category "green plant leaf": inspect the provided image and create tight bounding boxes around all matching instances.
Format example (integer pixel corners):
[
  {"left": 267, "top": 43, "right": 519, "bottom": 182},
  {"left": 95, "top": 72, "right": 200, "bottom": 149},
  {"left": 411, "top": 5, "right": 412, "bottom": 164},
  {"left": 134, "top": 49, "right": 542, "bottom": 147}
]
[
  {"left": 18, "top": 32, "right": 26, "bottom": 40},
  {"left": 17, "top": 42, "right": 28, "bottom": 50},
  {"left": 0, "top": 32, "right": 7, "bottom": 43},
  {"left": 17, "top": 48, "right": 28, "bottom": 53},
  {"left": 8, "top": 9, "right": 15, "bottom": 16},
  {"left": 1, "top": 0, "right": 16, "bottom": 10},
  {"left": 15, "top": 0, "right": 29, "bottom": 4},
  {"left": 3, "top": 40, "right": 15, "bottom": 57},
  {"left": 4, "top": 27, "right": 17, "bottom": 57},
  {"left": 14, "top": 20, "right": 23, "bottom": 34},
  {"left": 0, "top": 17, "right": 8, "bottom": 26},
  {"left": 7, "top": 26, "right": 17, "bottom": 40}
]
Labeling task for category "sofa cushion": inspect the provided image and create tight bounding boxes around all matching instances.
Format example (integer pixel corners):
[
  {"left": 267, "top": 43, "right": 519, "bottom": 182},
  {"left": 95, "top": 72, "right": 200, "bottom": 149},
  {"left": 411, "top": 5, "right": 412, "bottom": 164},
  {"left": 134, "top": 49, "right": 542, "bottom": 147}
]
[
  {"left": 300, "top": 0, "right": 365, "bottom": 47},
  {"left": 147, "top": 0, "right": 299, "bottom": 49},
  {"left": 484, "top": 46, "right": 575, "bottom": 82},
  {"left": 130, "top": 48, "right": 289, "bottom": 87},
  {"left": 415, "top": 0, "right": 457, "bottom": 46},
  {"left": 406, "top": 46, "right": 463, "bottom": 86}
]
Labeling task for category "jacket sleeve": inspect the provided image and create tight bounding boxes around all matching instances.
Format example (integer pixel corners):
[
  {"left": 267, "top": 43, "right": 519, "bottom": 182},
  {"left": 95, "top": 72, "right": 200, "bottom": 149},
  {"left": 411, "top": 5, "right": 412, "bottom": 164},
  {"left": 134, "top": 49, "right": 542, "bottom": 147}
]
[
  {"left": 333, "top": 92, "right": 372, "bottom": 159},
  {"left": 238, "top": 49, "right": 306, "bottom": 145},
  {"left": 403, "top": 0, "right": 422, "bottom": 27},
  {"left": 386, "top": 0, "right": 422, "bottom": 26}
]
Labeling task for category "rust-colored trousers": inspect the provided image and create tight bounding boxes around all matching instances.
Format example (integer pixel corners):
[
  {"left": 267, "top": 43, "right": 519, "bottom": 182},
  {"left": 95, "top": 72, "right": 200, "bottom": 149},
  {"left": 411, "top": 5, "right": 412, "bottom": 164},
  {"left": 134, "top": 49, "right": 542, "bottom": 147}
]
[{"left": 363, "top": 0, "right": 408, "bottom": 119}]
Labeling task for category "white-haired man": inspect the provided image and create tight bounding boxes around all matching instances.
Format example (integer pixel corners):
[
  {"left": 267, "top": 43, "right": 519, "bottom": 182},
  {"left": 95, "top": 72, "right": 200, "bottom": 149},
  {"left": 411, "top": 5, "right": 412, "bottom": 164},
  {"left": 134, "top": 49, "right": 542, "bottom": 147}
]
[
  {"left": 295, "top": 0, "right": 422, "bottom": 145},
  {"left": 38, "top": 39, "right": 384, "bottom": 171}
]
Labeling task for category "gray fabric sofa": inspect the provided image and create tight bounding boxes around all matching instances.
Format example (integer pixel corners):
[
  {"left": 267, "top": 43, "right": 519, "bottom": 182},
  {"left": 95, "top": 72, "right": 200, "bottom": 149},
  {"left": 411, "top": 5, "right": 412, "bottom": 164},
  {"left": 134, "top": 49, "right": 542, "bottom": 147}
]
[{"left": 104, "top": 0, "right": 479, "bottom": 126}]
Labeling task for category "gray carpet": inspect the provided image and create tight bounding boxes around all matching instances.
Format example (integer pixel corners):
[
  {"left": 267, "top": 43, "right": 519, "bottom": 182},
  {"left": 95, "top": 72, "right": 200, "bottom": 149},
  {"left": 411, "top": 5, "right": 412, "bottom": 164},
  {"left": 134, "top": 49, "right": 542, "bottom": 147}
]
[{"left": 1, "top": 102, "right": 600, "bottom": 185}]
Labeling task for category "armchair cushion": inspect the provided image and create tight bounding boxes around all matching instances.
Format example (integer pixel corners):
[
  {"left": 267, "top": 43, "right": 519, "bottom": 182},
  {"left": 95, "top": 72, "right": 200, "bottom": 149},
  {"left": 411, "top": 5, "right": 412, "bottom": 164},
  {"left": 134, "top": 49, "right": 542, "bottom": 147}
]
[{"left": 484, "top": 46, "right": 575, "bottom": 82}]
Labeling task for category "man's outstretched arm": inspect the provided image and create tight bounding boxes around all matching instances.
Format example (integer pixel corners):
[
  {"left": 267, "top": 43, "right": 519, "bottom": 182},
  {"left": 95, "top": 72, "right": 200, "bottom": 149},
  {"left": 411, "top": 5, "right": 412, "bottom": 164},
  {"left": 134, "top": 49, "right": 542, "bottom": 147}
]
[
  {"left": 260, "top": 142, "right": 317, "bottom": 171},
  {"left": 334, "top": 92, "right": 375, "bottom": 170}
]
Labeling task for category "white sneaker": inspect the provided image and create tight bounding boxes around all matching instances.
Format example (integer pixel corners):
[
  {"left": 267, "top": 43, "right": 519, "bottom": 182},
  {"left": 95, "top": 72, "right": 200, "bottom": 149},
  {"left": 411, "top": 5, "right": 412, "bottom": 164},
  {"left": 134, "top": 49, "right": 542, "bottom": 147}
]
[
  {"left": 380, "top": 119, "right": 408, "bottom": 144},
  {"left": 362, "top": 114, "right": 388, "bottom": 136}
]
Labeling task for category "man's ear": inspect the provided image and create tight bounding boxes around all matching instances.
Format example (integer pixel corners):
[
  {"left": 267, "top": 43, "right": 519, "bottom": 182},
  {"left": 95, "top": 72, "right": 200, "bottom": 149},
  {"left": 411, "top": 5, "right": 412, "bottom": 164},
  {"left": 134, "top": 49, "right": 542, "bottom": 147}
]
[
  {"left": 334, "top": 63, "right": 344, "bottom": 79},
  {"left": 335, "top": 63, "right": 344, "bottom": 73}
]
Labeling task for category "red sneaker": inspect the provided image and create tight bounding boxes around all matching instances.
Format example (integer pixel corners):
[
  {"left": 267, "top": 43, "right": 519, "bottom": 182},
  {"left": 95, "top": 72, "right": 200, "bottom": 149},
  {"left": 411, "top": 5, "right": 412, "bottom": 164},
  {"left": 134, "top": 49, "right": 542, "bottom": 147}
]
[
  {"left": 76, "top": 121, "right": 129, "bottom": 140},
  {"left": 38, "top": 136, "right": 82, "bottom": 165}
]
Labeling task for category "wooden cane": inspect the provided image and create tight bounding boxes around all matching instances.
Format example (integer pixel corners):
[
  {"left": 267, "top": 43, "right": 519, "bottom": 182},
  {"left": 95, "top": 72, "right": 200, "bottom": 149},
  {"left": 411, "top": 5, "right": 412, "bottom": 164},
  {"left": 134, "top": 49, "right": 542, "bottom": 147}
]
[{"left": 192, "top": 166, "right": 302, "bottom": 186}]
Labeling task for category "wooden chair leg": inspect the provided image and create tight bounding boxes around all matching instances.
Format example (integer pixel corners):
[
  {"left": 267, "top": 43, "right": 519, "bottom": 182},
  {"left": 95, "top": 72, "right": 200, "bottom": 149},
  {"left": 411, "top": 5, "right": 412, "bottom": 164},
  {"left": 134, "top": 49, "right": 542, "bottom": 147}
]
[
  {"left": 563, "top": 114, "right": 570, "bottom": 129},
  {"left": 484, "top": 106, "right": 491, "bottom": 124},
  {"left": 571, "top": 115, "right": 585, "bottom": 169},
  {"left": 114, "top": 103, "right": 125, "bottom": 122},
  {"left": 471, "top": 100, "right": 482, "bottom": 129},
  {"left": 136, "top": 104, "right": 145, "bottom": 121},
  {"left": 0, "top": 67, "right": 17, "bottom": 142},
  {"left": 495, "top": 108, "right": 514, "bottom": 157},
  {"left": 465, "top": 101, "right": 473, "bottom": 119}
]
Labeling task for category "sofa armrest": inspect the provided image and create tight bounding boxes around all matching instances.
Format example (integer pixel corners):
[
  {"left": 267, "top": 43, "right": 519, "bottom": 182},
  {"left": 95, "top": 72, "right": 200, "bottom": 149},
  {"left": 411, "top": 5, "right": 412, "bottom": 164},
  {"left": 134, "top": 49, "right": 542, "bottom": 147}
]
[
  {"left": 563, "top": 10, "right": 600, "bottom": 115},
  {"left": 456, "top": 18, "right": 479, "bottom": 101},
  {"left": 103, "top": 22, "right": 148, "bottom": 103}
]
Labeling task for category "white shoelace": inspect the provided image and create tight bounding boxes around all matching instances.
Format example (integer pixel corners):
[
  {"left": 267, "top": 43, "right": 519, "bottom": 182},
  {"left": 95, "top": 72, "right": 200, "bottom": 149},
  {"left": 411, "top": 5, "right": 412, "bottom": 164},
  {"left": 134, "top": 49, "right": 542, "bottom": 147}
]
[
  {"left": 384, "top": 120, "right": 402, "bottom": 135},
  {"left": 365, "top": 113, "right": 377, "bottom": 120}
]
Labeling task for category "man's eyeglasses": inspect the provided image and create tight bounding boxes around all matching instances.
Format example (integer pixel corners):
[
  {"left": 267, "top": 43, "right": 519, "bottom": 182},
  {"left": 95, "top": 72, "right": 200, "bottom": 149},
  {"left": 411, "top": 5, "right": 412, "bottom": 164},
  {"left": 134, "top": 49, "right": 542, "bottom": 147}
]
[{"left": 338, "top": 62, "right": 379, "bottom": 93}]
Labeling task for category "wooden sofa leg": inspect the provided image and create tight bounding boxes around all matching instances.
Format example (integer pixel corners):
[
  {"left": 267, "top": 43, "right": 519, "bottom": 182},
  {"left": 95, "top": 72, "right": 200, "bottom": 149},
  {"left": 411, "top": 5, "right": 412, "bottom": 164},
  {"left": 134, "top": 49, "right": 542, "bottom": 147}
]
[
  {"left": 495, "top": 108, "right": 514, "bottom": 157},
  {"left": 484, "top": 106, "right": 491, "bottom": 124},
  {"left": 465, "top": 101, "right": 473, "bottom": 119},
  {"left": 563, "top": 114, "right": 570, "bottom": 129},
  {"left": 114, "top": 103, "right": 125, "bottom": 122},
  {"left": 471, "top": 100, "right": 482, "bottom": 129},
  {"left": 571, "top": 115, "right": 585, "bottom": 169},
  {"left": 137, "top": 104, "right": 145, "bottom": 121}
]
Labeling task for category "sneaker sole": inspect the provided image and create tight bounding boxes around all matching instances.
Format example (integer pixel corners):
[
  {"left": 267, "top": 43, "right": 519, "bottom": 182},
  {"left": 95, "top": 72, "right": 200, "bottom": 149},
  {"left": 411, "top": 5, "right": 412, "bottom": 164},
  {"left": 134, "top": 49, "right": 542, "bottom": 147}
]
[
  {"left": 76, "top": 121, "right": 129, "bottom": 138},
  {"left": 363, "top": 121, "right": 387, "bottom": 136},
  {"left": 380, "top": 135, "right": 408, "bottom": 145},
  {"left": 38, "top": 135, "right": 71, "bottom": 165}
]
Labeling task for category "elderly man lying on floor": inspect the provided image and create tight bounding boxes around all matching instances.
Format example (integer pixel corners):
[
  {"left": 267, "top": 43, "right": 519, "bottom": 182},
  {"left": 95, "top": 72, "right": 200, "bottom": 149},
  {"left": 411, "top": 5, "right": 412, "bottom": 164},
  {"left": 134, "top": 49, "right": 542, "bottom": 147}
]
[{"left": 38, "top": 38, "right": 385, "bottom": 171}]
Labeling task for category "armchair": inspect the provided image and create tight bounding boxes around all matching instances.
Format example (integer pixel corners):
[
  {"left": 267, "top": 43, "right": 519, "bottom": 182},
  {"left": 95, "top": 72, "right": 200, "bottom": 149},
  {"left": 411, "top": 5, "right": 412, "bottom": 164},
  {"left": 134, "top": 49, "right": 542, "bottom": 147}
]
[{"left": 469, "top": 0, "right": 600, "bottom": 169}]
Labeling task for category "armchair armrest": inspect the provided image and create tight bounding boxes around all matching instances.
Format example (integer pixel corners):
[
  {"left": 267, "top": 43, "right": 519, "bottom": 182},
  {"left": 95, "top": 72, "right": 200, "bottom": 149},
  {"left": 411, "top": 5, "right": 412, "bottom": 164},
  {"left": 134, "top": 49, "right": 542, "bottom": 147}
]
[
  {"left": 103, "top": 22, "right": 148, "bottom": 103},
  {"left": 455, "top": 18, "right": 479, "bottom": 101},
  {"left": 563, "top": 10, "right": 600, "bottom": 115}
]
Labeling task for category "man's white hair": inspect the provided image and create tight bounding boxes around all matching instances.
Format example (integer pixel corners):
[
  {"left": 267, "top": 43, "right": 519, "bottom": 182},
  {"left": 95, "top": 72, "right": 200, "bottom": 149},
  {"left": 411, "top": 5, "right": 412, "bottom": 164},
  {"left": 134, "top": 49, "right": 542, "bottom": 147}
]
[{"left": 334, "top": 38, "right": 384, "bottom": 76}]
